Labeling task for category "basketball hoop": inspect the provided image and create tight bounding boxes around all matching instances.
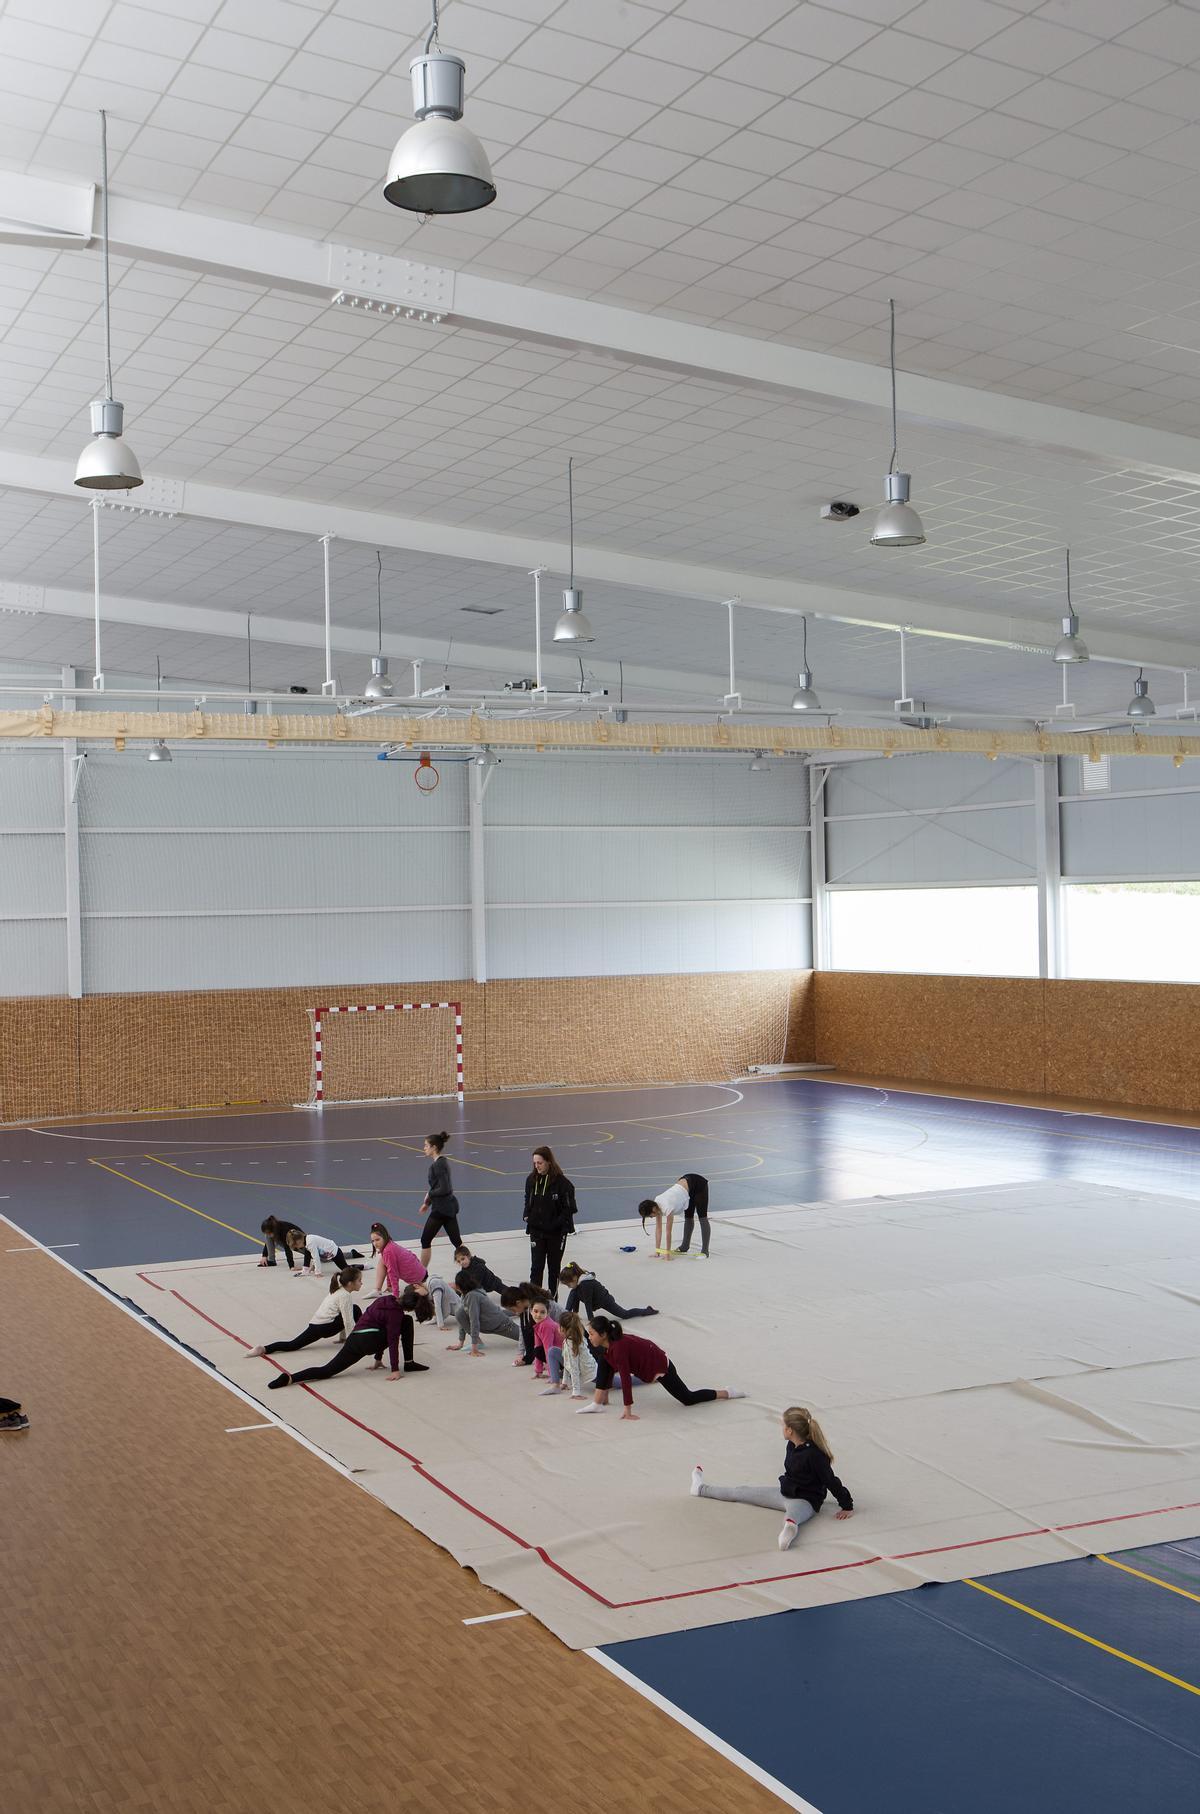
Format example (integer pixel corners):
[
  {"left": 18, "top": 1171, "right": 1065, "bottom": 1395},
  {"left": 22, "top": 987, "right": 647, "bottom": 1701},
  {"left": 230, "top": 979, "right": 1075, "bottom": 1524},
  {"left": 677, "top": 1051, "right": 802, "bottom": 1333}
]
[{"left": 414, "top": 751, "right": 440, "bottom": 793}]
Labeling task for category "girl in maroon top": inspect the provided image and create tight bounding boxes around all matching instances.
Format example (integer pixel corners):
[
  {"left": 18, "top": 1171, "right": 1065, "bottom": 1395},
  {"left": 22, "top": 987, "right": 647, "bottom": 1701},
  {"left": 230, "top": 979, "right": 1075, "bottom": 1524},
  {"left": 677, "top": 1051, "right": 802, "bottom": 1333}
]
[{"left": 577, "top": 1314, "right": 742, "bottom": 1421}]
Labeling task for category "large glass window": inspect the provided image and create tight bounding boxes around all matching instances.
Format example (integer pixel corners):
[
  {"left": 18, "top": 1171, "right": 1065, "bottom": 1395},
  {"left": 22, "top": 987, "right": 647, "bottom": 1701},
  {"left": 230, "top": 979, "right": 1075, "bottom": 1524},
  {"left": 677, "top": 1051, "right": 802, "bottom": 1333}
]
[
  {"left": 827, "top": 886, "right": 1039, "bottom": 976},
  {"left": 1062, "top": 882, "right": 1200, "bottom": 983}
]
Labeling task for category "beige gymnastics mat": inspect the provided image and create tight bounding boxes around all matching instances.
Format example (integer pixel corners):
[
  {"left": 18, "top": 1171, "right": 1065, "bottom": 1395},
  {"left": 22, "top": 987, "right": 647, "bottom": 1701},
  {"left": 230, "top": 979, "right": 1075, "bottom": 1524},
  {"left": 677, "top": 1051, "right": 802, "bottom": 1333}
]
[{"left": 97, "top": 1182, "right": 1200, "bottom": 1649}]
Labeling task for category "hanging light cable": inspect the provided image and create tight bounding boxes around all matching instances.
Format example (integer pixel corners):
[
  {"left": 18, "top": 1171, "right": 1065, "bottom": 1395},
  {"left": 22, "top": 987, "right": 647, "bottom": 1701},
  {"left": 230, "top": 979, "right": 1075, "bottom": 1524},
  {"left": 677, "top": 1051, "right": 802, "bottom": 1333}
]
[
  {"left": 1127, "top": 668, "right": 1156, "bottom": 717},
  {"left": 147, "top": 653, "right": 172, "bottom": 761},
  {"left": 75, "top": 110, "right": 143, "bottom": 491},
  {"left": 1052, "top": 548, "right": 1089, "bottom": 663},
  {"left": 383, "top": 0, "right": 496, "bottom": 215},
  {"left": 554, "top": 457, "right": 595, "bottom": 643},
  {"left": 364, "top": 549, "right": 395, "bottom": 698},
  {"left": 870, "top": 298, "right": 924, "bottom": 547},
  {"left": 791, "top": 614, "right": 822, "bottom": 711}
]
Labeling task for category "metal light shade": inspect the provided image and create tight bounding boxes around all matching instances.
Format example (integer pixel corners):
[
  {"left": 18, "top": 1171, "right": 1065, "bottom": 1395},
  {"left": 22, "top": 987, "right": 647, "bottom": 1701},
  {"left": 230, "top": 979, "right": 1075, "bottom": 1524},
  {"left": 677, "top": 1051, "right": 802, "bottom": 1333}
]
[
  {"left": 871, "top": 471, "right": 924, "bottom": 547},
  {"left": 384, "top": 54, "right": 496, "bottom": 214},
  {"left": 363, "top": 654, "right": 394, "bottom": 699},
  {"left": 791, "top": 670, "right": 822, "bottom": 712},
  {"left": 1053, "top": 612, "right": 1089, "bottom": 663},
  {"left": 1127, "top": 673, "right": 1156, "bottom": 717},
  {"left": 554, "top": 586, "right": 594, "bottom": 643},
  {"left": 146, "top": 740, "right": 172, "bottom": 763},
  {"left": 75, "top": 399, "right": 142, "bottom": 490}
]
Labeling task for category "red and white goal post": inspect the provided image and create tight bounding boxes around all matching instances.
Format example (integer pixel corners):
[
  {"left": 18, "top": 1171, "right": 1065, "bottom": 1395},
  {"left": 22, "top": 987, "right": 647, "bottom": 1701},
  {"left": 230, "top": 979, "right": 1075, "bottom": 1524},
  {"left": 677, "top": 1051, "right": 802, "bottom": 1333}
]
[{"left": 302, "top": 1000, "right": 464, "bottom": 1107}]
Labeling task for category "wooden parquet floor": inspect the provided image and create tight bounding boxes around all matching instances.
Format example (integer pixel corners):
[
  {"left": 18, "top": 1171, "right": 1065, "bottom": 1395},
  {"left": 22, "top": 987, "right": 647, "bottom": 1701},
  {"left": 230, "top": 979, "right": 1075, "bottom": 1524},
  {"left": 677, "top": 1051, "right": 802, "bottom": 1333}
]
[{"left": 0, "top": 1244, "right": 780, "bottom": 1814}]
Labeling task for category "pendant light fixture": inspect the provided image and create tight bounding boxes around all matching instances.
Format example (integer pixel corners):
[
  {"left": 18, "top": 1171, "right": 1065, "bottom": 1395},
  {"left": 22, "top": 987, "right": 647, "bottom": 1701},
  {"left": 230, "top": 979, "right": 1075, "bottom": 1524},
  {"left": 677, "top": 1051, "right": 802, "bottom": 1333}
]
[
  {"left": 554, "top": 458, "right": 595, "bottom": 643},
  {"left": 870, "top": 298, "right": 924, "bottom": 548},
  {"left": 75, "top": 110, "right": 143, "bottom": 491},
  {"left": 791, "top": 614, "right": 822, "bottom": 711},
  {"left": 383, "top": 0, "right": 496, "bottom": 215},
  {"left": 147, "top": 654, "right": 171, "bottom": 762},
  {"left": 364, "top": 550, "right": 395, "bottom": 699},
  {"left": 1127, "top": 669, "right": 1156, "bottom": 718},
  {"left": 1052, "top": 549, "right": 1089, "bottom": 663}
]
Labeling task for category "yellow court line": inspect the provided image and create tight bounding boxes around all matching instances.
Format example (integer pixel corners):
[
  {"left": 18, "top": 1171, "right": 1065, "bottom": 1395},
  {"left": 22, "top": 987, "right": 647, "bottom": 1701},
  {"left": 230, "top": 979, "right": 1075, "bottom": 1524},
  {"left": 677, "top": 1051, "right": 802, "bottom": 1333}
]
[
  {"left": 1098, "top": 1553, "right": 1200, "bottom": 1605},
  {"left": 963, "top": 1578, "right": 1200, "bottom": 1697},
  {"left": 376, "top": 1137, "right": 509, "bottom": 1176},
  {"left": 634, "top": 1121, "right": 768, "bottom": 1164},
  {"left": 88, "top": 1158, "right": 260, "bottom": 1246}
]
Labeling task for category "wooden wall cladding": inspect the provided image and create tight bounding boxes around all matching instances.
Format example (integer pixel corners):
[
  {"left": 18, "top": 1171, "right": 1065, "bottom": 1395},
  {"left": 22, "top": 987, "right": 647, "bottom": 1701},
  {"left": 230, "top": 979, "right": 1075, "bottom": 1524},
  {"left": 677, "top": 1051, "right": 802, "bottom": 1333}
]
[
  {"left": 813, "top": 972, "right": 1047, "bottom": 1095},
  {"left": 1044, "top": 980, "right": 1200, "bottom": 1113},
  {"left": 0, "top": 970, "right": 814, "bottom": 1121}
]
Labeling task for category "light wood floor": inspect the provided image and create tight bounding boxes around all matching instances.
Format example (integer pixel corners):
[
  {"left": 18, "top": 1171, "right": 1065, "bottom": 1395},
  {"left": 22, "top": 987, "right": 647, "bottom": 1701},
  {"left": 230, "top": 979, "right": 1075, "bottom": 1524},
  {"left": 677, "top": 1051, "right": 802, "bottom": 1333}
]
[{"left": 1, "top": 1244, "right": 778, "bottom": 1814}]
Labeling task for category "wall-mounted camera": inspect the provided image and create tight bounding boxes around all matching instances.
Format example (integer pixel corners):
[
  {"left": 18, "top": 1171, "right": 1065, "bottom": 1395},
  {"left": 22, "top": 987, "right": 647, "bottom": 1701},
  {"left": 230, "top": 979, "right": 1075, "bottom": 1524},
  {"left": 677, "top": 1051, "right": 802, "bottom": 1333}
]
[{"left": 820, "top": 501, "right": 860, "bottom": 521}]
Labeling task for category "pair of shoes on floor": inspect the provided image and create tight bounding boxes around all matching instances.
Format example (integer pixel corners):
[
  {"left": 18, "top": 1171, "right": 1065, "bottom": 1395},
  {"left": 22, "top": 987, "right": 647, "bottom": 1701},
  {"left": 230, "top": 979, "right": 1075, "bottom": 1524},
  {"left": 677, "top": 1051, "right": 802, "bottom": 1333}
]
[{"left": 0, "top": 1410, "right": 30, "bottom": 1433}]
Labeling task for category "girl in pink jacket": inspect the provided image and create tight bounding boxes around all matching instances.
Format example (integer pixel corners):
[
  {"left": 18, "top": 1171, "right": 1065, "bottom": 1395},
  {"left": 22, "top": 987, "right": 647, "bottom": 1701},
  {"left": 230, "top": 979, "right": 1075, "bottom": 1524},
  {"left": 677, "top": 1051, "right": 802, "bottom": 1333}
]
[
  {"left": 370, "top": 1221, "right": 428, "bottom": 1298},
  {"left": 529, "top": 1298, "right": 561, "bottom": 1383}
]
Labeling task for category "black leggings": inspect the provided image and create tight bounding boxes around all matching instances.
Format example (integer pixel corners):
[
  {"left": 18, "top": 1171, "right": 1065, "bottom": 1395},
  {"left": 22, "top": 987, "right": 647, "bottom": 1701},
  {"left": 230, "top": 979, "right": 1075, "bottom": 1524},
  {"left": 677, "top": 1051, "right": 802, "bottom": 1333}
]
[
  {"left": 656, "top": 1361, "right": 717, "bottom": 1407},
  {"left": 421, "top": 1204, "right": 462, "bottom": 1251},
  {"left": 286, "top": 1319, "right": 411, "bottom": 1382},
  {"left": 606, "top": 1300, "right": 656, "bottom": 1319},
  {"left": 677, "top": 1180, "right": 711, "bottom": 1255},
  {"left": 264, "top": 1305, "right": 361, "bottom": 1355},
  {"left": 529, "top": 1233, "right": 566, "bottom": 1295}
]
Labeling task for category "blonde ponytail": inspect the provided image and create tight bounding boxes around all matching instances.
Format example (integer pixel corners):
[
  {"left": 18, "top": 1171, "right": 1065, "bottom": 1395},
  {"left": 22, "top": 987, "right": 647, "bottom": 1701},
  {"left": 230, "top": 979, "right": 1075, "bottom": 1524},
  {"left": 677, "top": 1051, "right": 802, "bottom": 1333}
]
[{"left": 782, "top": 1405, "right": 833, "bottom": 1462}]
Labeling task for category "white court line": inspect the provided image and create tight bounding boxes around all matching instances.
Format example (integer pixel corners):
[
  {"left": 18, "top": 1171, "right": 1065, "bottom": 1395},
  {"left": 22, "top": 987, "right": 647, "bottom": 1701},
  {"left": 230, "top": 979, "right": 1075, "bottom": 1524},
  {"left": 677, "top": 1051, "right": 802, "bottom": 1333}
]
[
  {"left": 225, "top": 1423, "right": 276, "bottom": 1434},
  {"left": 461, "top": 1610, "right": 529, "bottom": 1626},
  {"left": 7, "top": 1241, "right": 80, "bottom": 1251},
  {"left": 586, "top": 1649, "right": 824, "bottom": 1814}
]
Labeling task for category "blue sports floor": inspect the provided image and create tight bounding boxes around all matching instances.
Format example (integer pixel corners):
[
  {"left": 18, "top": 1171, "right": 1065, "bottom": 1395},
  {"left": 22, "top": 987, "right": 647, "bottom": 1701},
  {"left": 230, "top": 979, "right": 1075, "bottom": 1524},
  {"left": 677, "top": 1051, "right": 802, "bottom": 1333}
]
[{"left": 5, "top": 1076, "right": 1200, "bottom": 1811}]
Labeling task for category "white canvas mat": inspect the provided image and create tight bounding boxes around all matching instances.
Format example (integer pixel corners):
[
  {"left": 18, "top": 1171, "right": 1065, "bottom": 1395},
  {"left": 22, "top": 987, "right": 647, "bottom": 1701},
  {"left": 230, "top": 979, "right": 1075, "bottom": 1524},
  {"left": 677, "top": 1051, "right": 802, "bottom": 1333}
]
[{"left": 97, "top": 1181, "right": 1200, "bottom": 1649}]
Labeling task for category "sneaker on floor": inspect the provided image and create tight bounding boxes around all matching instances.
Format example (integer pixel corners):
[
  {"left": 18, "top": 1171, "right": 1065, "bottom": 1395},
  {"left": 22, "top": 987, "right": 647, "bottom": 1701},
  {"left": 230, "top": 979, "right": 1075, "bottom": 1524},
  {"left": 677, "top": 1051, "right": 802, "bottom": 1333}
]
[
  {"left": 690, "top": 1465, "right": 704, "bottom": 1497},
  {"left": 0, "top": 1411, "right": 30, "bottom": 1433},
  {"left": 403, "top": 1361, "right": 429, "bottom": 1373},
  {"left": 778, "top": 1517, "right": 799, "bottom": 1551}
]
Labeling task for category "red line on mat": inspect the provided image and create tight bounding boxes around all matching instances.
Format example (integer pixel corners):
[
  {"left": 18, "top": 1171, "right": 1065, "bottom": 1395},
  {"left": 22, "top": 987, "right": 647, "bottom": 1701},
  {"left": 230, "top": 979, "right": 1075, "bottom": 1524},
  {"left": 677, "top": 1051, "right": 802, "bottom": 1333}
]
[{"left": 157, "top": 1284, "right": 1200, "bottom": 1613}]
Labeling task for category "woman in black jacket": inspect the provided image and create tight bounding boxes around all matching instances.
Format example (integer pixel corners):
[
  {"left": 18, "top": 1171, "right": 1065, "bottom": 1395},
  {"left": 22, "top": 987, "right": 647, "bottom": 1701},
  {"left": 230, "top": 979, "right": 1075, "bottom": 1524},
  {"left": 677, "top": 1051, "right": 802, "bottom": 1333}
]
[{"left": 523, "top": 1145, "right": 576, "bottom": 1295}]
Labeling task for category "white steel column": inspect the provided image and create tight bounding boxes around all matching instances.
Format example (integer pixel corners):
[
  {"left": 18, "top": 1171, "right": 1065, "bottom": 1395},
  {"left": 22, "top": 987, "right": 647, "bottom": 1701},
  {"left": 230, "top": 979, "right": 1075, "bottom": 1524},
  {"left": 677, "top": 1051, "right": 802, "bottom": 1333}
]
[
  {"left": 61, "top": 664, "right": 83, "bottom": 997},
  {"left": 468, "top": 761, "right": 487, "bottom": 984},
  {"left": 1034, "top": 755, "right": 1063, "bottom": 979},
  {"left": 808, "top": 763, "right": 830, "bottom": 971}
]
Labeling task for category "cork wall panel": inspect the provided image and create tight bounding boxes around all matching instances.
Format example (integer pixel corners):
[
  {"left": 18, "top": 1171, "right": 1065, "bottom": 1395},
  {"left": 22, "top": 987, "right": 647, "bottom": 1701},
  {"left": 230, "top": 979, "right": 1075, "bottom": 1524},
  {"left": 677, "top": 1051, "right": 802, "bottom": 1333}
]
[
  {"left": 0, "top": 996, "right": 78, "bottom": 1120},
  {"left": 813, "top": 972, "right": 1047, "bottom": 1095},
  {"left": 0, "top": 972, "right": 812, "bottom": 1121},
  {"left": 1045, "top": 979, "right": 1200, "bottom": 1114}
]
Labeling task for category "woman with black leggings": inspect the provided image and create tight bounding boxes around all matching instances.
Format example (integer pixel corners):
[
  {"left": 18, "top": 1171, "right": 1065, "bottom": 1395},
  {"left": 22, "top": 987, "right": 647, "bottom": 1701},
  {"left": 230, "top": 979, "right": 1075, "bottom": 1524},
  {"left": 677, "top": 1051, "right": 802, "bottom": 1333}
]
[
  {"left": 419, "top": 1132, "right": 462, "bottom": 1267},
  {"left": 577, "top": 1315, "right": 742, "bottom": 1421},
  {"left": 268, "top": 1289, "right": 430, "bottom": 1387},
  {"left": 524, "top": 1145, "right": 576, "bottom": 1296}
]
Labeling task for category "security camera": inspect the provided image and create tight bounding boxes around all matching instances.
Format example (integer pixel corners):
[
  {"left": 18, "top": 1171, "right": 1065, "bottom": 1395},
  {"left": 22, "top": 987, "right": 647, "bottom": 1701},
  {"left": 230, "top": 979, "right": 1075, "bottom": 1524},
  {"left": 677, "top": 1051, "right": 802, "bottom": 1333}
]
[{"left": 820, "top": 501, "right": 860, "bottom": 521}]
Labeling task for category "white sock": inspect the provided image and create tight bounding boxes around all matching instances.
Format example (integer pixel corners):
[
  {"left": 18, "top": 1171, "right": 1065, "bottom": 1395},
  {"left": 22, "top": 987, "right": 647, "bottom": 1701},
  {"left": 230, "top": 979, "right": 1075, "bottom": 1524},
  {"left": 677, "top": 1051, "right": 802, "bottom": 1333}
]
[
  {"left": 575, "top": 1402, "right": 604, "bottom": 1415},
  {"left": 725, "top": 1388, "right": 746, "bottom": 1400},
  {"left": 690, "top": 1465, "right": 704, "bottom": 1497},
  {"left": 778, "top": 1517, "right": 799, "bottom": 1551}
]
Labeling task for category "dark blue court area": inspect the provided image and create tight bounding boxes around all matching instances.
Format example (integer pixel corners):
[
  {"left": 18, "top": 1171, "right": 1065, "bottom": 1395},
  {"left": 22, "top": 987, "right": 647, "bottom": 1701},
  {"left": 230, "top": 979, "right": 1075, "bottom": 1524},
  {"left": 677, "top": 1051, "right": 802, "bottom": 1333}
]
[
  {"left": 5, "top": 1075, "right": 1200, "bottom": 1811},
  {"left": 4, "top": 1076, "right": 1200, "bottom": 1270}
]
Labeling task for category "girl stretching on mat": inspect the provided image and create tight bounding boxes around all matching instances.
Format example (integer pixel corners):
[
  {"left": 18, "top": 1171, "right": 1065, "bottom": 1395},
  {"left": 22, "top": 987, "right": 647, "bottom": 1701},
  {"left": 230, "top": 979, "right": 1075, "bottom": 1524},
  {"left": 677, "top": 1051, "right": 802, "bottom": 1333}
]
[
  {"left": 268, "top": 1287, "right": 431, "bottom": 1387},
  {"left": 524, "top": 1147, "right": 576, "bottom": 1296},
  {"left": 418, "top": 1133, "right": 462, "bottom": 1267},
  {"left": 528, "top": 1297, "right": 561, "bottom": 1383},
  {"left": 578, "top": 1315, "right": 742, "bottom": 1420},
  {"left": 558, "top": 1263, "right": 656, "bottom": 1321},
  {"left": 370, "top": 1221, "right": 428, "bottom": 1298},
  {"left": 638, "top": 1174, "right": 710, "bottom": 1258},
  {"left": 285, "top": 1229, "right": 357, "bottom": 1277},
  {"left": 691, "top": 1407, "right": 854, "bottom": 1551},
  {"left": 258, "top": 1216, "right": 304, "bottom": 1269},
  {"left": 248, "top": 1268, "right": 363, "bottom": 1358},
  {"left": 539, "top": 1310, "right": 597, "bottom": 1399}
]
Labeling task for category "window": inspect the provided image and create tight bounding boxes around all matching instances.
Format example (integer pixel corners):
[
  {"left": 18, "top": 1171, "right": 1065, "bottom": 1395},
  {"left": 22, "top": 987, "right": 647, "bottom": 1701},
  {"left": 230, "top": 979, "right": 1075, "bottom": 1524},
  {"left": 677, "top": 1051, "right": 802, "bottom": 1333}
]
[
  {"left": 1062, "top": 883, "right": 1200, "bottom": 984},
  {"left": 827, "top": 886, "right": 1040, "bottom": 977}
]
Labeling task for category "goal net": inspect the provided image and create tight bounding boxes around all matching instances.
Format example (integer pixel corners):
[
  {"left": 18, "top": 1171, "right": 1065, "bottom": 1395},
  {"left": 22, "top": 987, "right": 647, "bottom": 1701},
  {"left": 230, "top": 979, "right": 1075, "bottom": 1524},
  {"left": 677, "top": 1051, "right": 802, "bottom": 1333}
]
[{"left": 302, "top": 1001, "right": 464, "bottom": 1107}]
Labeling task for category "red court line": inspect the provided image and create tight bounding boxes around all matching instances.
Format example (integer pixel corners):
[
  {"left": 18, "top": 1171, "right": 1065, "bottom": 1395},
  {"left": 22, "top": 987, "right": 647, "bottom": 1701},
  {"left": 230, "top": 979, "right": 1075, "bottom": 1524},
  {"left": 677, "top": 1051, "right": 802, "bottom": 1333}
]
[{"left": 157, "top": 1282, "right": 1200, "bottom": 1614}]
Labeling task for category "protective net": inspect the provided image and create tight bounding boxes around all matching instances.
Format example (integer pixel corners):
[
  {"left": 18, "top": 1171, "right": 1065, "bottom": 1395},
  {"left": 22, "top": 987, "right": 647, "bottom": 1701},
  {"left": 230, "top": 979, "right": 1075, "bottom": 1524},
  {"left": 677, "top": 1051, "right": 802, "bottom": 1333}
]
[{"left": 305, "top": 1002, "right": 462, "bottom": 1106}]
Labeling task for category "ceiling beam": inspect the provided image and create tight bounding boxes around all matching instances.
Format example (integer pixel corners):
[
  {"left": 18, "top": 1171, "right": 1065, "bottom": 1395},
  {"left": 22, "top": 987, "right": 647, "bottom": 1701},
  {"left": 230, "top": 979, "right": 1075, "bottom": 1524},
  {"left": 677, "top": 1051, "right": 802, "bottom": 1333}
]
[
  {"left": 2, "top": 450, "right": 1197, "bottom": 676},
  {"left": 3, "top": 171, "right": 1198, "bottom": 481}
]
